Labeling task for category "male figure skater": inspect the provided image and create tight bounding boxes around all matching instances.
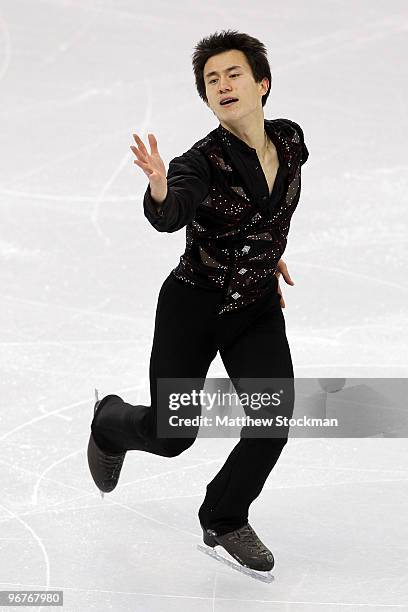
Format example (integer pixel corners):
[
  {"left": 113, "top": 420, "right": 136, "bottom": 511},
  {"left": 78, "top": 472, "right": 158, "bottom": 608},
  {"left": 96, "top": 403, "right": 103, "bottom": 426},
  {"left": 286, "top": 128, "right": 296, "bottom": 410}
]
[{"left": 88, "top": 29, "right": 309, "bottom": 575}]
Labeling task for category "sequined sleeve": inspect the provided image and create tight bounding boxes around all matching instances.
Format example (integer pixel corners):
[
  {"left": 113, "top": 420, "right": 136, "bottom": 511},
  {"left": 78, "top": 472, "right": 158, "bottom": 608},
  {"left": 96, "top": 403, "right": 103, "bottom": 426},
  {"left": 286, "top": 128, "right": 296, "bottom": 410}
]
[
  {"left": 279, "top": 118, "right": 309, "bottom": 166},
  {"left": 299, "top": 125, "right": 309, "bottom": 166},
  {"left": 143, "top": 147, "right": 211, "bottom": 233}
]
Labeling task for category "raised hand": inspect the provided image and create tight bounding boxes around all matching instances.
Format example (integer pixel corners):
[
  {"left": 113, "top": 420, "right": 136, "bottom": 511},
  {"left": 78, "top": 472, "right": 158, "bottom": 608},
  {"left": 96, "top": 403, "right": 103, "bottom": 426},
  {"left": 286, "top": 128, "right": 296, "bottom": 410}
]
[{"left": 130, "top": 133, "right": 168, "bottom": 204}]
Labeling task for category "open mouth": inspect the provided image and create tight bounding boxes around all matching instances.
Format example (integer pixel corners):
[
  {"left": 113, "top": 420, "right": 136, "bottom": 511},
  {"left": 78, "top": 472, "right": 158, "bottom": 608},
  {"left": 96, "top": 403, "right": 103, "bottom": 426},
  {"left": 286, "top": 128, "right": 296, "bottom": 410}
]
[{"left": 220, "top": 98, "right": 238, "bottom": 106}]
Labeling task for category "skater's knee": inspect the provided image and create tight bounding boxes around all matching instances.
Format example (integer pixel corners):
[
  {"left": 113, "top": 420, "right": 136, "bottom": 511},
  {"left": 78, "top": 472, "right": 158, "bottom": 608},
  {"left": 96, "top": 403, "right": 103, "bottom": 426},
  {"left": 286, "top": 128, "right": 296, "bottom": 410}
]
[
  {"left": 161, "top": 438, "right": 195, "bottom": 457},
  {"left": 276, "top": 435, "right": 290, "bottom": 453}
]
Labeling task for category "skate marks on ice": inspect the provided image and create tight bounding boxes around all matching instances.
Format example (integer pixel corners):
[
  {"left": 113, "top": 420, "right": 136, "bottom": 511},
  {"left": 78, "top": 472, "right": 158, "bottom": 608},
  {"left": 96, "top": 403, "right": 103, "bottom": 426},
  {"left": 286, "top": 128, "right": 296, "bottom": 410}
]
[{"left": 196, "top": 544, "right": 274, "bottom": 584}]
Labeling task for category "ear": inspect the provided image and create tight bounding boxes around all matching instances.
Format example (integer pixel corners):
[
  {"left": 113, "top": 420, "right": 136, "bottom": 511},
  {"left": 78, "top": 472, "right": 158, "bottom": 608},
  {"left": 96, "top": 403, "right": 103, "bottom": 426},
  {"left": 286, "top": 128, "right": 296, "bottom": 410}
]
[{"left": 261, "top": 77, "right": 269, "bottom": 95}]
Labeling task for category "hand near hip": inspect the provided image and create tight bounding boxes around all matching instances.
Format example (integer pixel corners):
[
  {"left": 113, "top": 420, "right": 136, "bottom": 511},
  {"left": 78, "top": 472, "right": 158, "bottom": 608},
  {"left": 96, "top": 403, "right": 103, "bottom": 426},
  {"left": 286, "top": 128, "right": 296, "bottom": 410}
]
[{"left": 274, "top": 259, "right": 294, "bottom": 308}]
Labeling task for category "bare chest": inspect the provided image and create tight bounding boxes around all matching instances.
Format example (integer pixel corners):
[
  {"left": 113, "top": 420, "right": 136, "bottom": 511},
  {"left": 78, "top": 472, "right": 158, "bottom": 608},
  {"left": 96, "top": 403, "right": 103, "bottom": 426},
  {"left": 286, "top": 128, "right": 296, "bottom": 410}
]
[{"left": 260, "top": 144, "right": 280, "bottom": 197}]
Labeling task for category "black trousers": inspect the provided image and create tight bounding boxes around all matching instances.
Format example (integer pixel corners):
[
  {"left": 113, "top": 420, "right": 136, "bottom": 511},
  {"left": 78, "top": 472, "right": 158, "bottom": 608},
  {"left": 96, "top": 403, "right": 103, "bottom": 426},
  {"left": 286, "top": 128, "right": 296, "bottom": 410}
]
[{"left": 91, "top": 272, "right": 294, "bottom": 536}]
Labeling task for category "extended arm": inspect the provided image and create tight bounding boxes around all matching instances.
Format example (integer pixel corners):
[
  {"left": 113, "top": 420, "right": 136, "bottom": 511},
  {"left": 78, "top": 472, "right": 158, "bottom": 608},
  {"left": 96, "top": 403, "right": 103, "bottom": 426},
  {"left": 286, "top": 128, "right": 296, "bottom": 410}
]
[
  {"left": 143, "top": 148, "right": 211, "bottom": 233},
  {"left": 130, "top": 131, "right": 211, "bottom": 234}
]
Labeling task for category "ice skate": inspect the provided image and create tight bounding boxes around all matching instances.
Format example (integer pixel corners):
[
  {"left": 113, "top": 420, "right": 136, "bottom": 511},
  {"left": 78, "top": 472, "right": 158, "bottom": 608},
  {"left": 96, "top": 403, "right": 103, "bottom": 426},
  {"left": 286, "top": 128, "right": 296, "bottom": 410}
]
[
  {"left": 197, "top": 523, "right": 275, "bottom": 583},
  {"left": 87, "top": 388, "right": 127, "bottom": 499}
]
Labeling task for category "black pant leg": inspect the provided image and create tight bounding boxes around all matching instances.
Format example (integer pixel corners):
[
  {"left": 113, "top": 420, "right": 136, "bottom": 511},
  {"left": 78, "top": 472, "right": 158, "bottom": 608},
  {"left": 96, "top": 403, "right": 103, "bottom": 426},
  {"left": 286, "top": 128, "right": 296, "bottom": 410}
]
[
  {"left": 199, "top": 300, "right": 295, "bottom": 535},
  {"left": 91, "top": 274, "right": 220, "bottom": 457}
]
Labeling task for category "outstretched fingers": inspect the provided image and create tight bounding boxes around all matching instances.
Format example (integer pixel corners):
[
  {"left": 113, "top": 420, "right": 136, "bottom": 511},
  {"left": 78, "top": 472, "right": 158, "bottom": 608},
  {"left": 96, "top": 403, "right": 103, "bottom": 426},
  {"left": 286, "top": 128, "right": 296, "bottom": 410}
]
[{"left": 147, "top": 132, "right": 159, "bottom": 154}]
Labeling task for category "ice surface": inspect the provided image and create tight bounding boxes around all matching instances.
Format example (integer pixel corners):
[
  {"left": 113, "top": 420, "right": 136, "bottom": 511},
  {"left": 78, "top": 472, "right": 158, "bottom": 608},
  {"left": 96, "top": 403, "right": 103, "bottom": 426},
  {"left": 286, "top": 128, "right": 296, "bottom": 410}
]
[{"left": 0, "top": 0, "right": 407, "bottom": 610}]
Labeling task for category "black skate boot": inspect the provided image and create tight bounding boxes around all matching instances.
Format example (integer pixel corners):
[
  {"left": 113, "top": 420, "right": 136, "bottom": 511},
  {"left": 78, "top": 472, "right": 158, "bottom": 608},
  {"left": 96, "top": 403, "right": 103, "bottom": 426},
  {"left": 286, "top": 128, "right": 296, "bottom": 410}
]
[
  {"left": 198, "top": 523, "right": 275, "bottom": 582},
  {"left": 87, "top": 389, "right": 126, "bottom": 499}
]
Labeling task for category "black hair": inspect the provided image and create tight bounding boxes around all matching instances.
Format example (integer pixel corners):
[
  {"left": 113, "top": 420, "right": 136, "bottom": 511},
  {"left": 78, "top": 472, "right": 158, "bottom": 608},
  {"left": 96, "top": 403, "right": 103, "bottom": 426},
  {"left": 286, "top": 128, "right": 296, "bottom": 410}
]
[{"left": 192, "top": 29, "right": 272, "bottom": 107}]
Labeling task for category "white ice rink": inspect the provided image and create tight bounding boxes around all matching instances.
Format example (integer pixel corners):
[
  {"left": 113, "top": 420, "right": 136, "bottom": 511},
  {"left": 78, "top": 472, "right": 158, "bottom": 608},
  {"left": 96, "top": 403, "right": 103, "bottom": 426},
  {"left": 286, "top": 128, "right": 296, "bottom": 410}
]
[{"left": 0, "top": 0, "right": 407, "bottom": 610}]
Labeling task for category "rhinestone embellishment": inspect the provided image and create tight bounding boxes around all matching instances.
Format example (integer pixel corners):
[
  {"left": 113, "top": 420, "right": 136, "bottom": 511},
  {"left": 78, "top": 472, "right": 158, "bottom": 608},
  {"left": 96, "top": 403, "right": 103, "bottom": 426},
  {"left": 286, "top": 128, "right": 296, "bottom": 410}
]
[{"left": 164, "top": 119, "right": 306, "bottom": 316}]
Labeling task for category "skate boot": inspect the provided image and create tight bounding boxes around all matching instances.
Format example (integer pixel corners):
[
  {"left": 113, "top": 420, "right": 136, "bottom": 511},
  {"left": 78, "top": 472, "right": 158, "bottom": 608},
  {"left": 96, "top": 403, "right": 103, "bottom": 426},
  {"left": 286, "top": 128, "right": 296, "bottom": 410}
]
[
  {"left": 87, "top": 389, "right": 126, "bottom": 499},
  {"left": 197, "top": 523, "right": 275, "bottom": 583}
]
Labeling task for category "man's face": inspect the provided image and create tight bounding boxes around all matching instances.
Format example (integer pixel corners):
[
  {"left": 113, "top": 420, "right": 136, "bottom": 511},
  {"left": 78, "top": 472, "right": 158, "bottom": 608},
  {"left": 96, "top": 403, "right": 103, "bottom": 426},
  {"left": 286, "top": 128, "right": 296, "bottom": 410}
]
[{"left": 203, "top": 49, "right": 269, "bottom": 123}]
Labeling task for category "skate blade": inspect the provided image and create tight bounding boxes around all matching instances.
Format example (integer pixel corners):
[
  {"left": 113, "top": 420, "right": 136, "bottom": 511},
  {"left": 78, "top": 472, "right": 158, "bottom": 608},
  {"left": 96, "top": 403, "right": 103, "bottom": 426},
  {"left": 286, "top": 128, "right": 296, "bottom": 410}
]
[{"left": 197, "top": 544, "right": 274, "bottom": 583}]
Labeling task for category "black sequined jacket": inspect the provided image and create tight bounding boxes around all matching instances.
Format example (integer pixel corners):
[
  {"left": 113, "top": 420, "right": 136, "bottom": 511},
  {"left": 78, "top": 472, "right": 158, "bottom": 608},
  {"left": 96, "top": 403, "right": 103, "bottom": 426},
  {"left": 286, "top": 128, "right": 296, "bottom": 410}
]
[{"left": 143, "top": 118, "right": 309, "bottom": 315}]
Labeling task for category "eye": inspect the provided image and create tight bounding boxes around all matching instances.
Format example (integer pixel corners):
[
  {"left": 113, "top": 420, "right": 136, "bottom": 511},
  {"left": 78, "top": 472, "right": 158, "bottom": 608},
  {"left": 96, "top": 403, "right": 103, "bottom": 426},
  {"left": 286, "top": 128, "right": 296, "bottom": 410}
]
[{"left": 208, "top": 73, "right": 240, "bottom": 85}]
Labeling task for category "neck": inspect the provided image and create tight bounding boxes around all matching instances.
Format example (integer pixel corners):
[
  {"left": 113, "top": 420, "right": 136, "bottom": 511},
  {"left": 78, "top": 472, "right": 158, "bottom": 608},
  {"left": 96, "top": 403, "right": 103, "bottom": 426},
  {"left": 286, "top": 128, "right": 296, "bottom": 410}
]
[{"left": 219, "top": 112, "right": 268, "bottom": 158}]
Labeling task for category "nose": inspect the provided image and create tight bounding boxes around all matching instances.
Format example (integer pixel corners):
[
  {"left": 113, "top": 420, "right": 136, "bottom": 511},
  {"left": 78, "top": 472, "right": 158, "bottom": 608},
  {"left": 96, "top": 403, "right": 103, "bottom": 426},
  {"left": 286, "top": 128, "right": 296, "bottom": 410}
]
[{"left": 218, "top": 77, "right": 232, "bottom": 93}]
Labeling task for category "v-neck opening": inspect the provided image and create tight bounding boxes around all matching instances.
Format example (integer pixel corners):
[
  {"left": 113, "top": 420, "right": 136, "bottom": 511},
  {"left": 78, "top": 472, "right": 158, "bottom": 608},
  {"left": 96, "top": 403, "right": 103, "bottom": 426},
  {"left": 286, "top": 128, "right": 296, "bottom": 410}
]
[
  {"left": 214, "top": 118, "right": 288, "bottom": 213},
  {"left": 264, "top": 162, "right": 282, "bottom": 199},
  {"left": 264, "top": 123, "right": 285, "bottom": 200}
]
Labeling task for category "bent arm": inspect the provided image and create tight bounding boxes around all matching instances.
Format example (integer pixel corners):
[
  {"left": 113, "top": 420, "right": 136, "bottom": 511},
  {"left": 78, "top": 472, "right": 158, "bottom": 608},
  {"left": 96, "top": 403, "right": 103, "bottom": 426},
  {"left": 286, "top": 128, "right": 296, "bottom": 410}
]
[{"left": 143, "top": 147, "right": 211, "bottom": 233}]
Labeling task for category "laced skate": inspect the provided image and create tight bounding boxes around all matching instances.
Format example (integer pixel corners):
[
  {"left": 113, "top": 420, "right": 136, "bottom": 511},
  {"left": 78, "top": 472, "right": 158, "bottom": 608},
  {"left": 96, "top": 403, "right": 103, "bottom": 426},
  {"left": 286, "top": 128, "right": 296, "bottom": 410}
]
[
  {"left": 87, "top": 388, "right": 127, "bottom": 499},
  {"left": 197, "top": 523, "right": 275, "bottom": 583}
]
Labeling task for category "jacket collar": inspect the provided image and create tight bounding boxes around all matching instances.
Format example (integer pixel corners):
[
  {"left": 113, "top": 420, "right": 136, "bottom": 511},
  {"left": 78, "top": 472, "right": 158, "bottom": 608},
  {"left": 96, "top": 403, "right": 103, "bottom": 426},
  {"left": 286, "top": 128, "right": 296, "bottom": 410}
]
[
  {"left": 213, "top": 119, "right": 290, "bottom": 218},
  {"left": 215, "top": 119, "right": 288, "bottom": 173},
  {"left": 215, "top": 118, "right": 276, "bottom": 152}
]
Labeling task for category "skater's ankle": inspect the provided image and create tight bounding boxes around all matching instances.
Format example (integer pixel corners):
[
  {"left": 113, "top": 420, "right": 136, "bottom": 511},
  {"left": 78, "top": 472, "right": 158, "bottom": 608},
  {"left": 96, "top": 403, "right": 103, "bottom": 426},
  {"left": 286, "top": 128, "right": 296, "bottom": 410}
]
[{"left": 91, "top": 427, "right": 126, "bottom": 454}]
